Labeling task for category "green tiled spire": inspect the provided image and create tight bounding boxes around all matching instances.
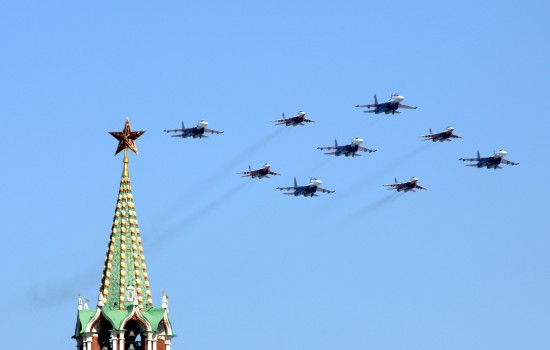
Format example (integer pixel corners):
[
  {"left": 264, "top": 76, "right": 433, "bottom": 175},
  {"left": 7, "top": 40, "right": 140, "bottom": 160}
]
[{"left": 98, "top": 155, "right": 153, "bottom": 310}]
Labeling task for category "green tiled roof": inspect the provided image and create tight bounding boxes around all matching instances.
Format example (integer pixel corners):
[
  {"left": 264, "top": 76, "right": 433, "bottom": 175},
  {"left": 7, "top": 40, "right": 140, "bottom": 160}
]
[{"left": 98, "top": 155, "right": 153, "bottom": 310}]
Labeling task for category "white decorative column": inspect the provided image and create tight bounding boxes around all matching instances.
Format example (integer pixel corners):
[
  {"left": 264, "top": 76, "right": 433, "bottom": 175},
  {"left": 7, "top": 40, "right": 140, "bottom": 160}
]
[
  {"left": 164, "top": 335, "right": 173, "bottom": 350},
  {"left": 82, "top": 333, "right": 93, "bottom": 350},
  {"left": 118, "top": 331, "right": 126, "bottom": 350},
  {"left": 152, "top": 332, "right": 158, "bottom": 350},
  {"left": 111, "top": 331, "right": 123, "bottom": 350}
]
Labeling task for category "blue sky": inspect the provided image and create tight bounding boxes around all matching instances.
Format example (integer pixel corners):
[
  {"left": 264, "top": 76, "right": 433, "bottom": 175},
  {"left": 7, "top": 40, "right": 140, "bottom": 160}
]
[{"left": 1, "top": 1, "right": 549, "bottom": 349}]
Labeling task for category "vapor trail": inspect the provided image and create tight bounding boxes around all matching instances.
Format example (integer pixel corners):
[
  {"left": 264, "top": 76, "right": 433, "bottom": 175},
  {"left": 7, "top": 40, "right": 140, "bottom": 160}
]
[
  {"left": 158, "top": 127, "right": 286, "bottom": 216},
  {"left": 151, "top": 181, "right": 252, "bottom": 247}
]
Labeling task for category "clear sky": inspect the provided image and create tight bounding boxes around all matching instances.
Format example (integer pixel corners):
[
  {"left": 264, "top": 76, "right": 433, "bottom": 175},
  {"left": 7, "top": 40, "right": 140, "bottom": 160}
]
[{"left": 1, "top": 1, "right": 549, "bottom": 349}]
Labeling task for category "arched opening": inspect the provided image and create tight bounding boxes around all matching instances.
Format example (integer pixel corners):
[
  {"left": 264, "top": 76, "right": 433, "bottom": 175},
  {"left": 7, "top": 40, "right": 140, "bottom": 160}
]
[
  {"left": 93, "top": 318, "right": 114, "bottom": 350},
  {"left": 124, "top": 320, "right": 146, "bottom": 350}
]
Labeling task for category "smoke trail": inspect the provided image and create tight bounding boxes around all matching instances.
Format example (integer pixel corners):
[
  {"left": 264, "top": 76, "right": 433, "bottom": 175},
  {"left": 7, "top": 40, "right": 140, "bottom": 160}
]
[
  {"left": 157, "top": 127, "right": 286, "bottom": 219},
  {"left": 151, "top": 181, "right": 252, "bottom": 246},
  {"left": 28, "top": 265, "right": 98, "bottom": 308},
  {"left": 350, "top": 192, "right": 401, "bottom": 220},
  {"left": 364, "top": 143, "right": 432, "bottom": 183}
]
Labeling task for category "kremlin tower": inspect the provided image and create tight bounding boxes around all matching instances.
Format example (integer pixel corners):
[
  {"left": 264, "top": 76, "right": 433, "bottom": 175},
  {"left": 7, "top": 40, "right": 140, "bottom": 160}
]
[{"left": 73, "top": 119, "right": 174, "bottom": 350}]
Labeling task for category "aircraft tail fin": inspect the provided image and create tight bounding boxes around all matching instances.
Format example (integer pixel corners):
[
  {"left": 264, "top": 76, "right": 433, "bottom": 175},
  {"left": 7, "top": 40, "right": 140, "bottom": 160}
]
[
  {"left": 294, "top": 176, "right": 297, "bottom": 188},
  {"left": 395, "top": 177, "right": 398, "bottom": 184},
  {"left": 429, "top": 128, "right": 433, "bottom": 134},
  {"left": 249, "top": 165, "right": 252, "bottom": 171},
  {"left": 182, "top": 121, "right": 185, "bottom": 130},
  {"left": 334, "top": 139, "right": 338, "bottom": 147},
  {"left": 374, "top": 94, "right": 378, "bottom": 105},
  {"left": 477, "top": 150, "right": 481, "bottom": 159}
]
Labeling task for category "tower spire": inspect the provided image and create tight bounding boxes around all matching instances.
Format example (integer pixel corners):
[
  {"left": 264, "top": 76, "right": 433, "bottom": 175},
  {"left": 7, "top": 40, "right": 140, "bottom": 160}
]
[{"left": 74, "top": 119, "right": 174, "bottom": 349}]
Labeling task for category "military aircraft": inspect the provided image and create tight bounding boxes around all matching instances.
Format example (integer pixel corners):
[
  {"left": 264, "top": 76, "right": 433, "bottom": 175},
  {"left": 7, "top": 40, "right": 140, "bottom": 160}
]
[
  {"left": 459, "top": 150, "right": 519, "bottom": 169},
  {"left": 419, "top": 127, "right": 463, "bottom": 142},
  {"left": 384, "top": 177, "right": 427, "bottom": 192},
  {"left": 317, "top": 137, "right": 377, "bottom": 157},
  {"left": 164, "top": 120, "right": 223, "bottom": 138},
  {"left": 276, "top": 177, "right": 334, "bottom": 197},
  {"left": 356, "top": 93, "right": 417, "bottom": 114},
  {"left": 237, "top": 163, "right": 281, "bottom": 179},
  {"left": 272, "top": 111, "right": 315, "bottom": 126}
]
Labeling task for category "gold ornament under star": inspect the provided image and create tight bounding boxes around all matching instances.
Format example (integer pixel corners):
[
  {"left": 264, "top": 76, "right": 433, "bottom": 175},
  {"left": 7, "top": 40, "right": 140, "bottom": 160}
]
[{"left": 109, "top": 118, "right": 145, "bottom": 155}]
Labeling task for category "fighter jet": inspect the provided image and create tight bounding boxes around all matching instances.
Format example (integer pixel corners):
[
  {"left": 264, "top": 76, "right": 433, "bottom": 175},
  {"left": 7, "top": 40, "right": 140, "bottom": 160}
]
[
  {"left": 272, "top": 111, "right": 315, "bottom": 126},
  {"left": 317, "top": 137, "right": 377, "bottom": 157},
  {"left": 384, "top": 177, "right": 427, "bottom": 192},
  {"left": 459, "top": 150, "right": 519, "bottom": 169},
  {"left": 276, "top": 177, "right": 334, "bottom": 197},
  {"left": 356, "top": 93, "right": 417, "bottom": 115},
  {"left": 419, "top": 127, "right": 463, "bottom": 142},
  {"left": 237, "top": 163, "right": 281, "bottom": 179},
  {"left": 164, "top": 120, "right": 223, "bottom": 139}
]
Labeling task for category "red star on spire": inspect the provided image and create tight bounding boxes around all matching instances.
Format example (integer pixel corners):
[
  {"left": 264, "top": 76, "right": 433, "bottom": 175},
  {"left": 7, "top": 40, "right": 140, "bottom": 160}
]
[{"left": 109, "top": 118, "right": 145, "bottom": 156}]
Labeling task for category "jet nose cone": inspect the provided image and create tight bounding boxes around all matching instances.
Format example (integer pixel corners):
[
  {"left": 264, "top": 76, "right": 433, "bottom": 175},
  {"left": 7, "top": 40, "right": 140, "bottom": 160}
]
[
  {"left": 353, "top": 138, "right": 364, "bottom": 144},
  {"left": 199, "top": 120, "right": 209, "bottom": 127},
  {"left": 393, "top": 93, "right": 404, "bottom": 101},
  {"left": 411, "top": 177, "right": 419, "bottom": 182},
  {"left": 264, "top": 163, "right": 270, "bottom": 167},
  {"left": 497, "top": 150, "right": 508, "bottom": 157},
  {"left": 447, "top": 126, "right": 455, "bottom": 131},
  {"left": 299, "top": 111, "right": 306, "bottom": 116}
]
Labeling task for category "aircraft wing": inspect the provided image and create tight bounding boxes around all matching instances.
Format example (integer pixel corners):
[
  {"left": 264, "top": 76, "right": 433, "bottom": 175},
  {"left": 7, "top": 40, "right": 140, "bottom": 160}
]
[
  {"left": 164, "top": 128, "right": 186, "bottom": 133},
  {"left": 276, "top": 186, "right": 300, "bottom": 191},
  {"left": 450, "top": 134, "right": 463, "bottom": 139},
  {"left": 419, "top": 133, "right": 436, "bottom": 139},
  {"left": 272, "top": 119, "right": 289, "bottom": 126},
  {"left": 316, "top": 187, "right": 335, "bottom": 193},
  {"left": 317, "top": 146, "right": 337, "bottom": 151},
  {"left": 204, "top": 128, "right": 224, "bottom": 134},
  {"left": 170, "top": 134, "right": 186, "bottom": 138},
  {"left": 268, "top": 170, "right": 281, "bottom": 176},
  {"left": 358, "top": 146, "right": 377, "bottom": 153},
  {"left": 356, "top": 103, "right": 377, "bottom": 108},
  {"left": 500, "top": 159, "right": 519, "bottom": 166},
  {"left": 237, "top": 170, "right": 255, "bottom": 177},
  {"left": 459, "top": 156, "right": 483, "bottom": 162},
  {"left": 398, "top": 103, "right": 417, "bottom": 109},
  {"left": 384, "top": 183, "right": 402, "bottom": 188},
  {"left": 414, "top": 184, "right": 427, "bottom": 190},
  {"left": 303, "top": 118, "right": 315, "bottom": 123}
]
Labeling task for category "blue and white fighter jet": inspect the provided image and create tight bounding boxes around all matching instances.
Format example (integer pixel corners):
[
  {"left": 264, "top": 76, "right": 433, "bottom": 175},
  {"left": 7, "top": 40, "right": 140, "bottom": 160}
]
[
  {"left": 164, "top": 120, "right": 224, "bottom": 139},
  {"left": 317, "top": 137, "right": 377, "bottom": 157},
  {"left": 459, "top": 150, "right": 519, "bottom": 169},
  {"left": 356, "top": 93, "right": 417, "bottom": 115},
  {"left": 276, "top": 177, "right": 334, "bottom": 197}
]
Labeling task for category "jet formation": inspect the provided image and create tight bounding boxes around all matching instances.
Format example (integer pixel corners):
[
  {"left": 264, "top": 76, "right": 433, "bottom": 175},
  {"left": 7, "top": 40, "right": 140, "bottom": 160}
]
[{"left": 163, "top": 91, "right": 518, "bottom": 197}]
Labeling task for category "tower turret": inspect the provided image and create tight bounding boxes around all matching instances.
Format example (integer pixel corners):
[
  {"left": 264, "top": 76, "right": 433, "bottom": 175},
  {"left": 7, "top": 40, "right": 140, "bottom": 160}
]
[{"left": 73, "top": 119, "right": 174, "bottom": 350}]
